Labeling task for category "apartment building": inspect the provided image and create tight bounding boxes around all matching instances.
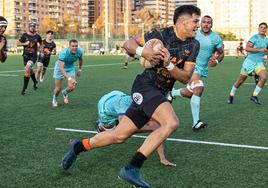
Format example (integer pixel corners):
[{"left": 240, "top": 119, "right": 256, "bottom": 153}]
[{"left": 0, "top": 0, "right": 88, "bottom": 36}]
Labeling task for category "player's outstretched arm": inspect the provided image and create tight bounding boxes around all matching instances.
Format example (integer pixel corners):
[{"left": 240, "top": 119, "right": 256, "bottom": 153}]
[
  {"left": 0, "top": 38, "right": 7, "bottom": 62},
  {"left": 208, "top": 47, "right": 224, "bottom": 67},
  {"left": 159, "top": 47, "right": 195, "bottom": 84},
  {"left": 156, "top": 144, "right": 176, "bottom": 167},
  {"left": 139, "top": 120, "right": 176, "bottom": 167},
  {"left": 76, "top": 57, "right": 83, "bottom": 77},
  {"left": 17, "top": 40, "right": 29, "bottom": 47}
]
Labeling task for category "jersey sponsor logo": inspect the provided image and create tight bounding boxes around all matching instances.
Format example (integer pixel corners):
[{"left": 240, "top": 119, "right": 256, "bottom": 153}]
[
  {"left": 183, "top": 50, "right": 190, "bottom": 56},
  {"left": 211, "top": 40, "right": 216, "bottom": 45},
  {"left": 132, "top": 92, "right": 143, "bottom": 105}
]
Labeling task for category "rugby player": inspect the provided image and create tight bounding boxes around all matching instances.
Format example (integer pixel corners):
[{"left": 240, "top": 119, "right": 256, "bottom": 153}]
[
  {"left": 170, "top": 15, "right": 224, "bottom": 131},
  {"left": 96, "top": 90, "right": 176, "bottom": 167},
  {"left": 0, "top": 16, "right": 8, "bottom": 63},
  {"left": 227, "top": 22, "right": 268, "bottom": 105},
  {"left": 36, "top": 30, "right": 56, "bottom": 82},
  {"left": 62, "top": 5, "right": 201, "bottom": 188},
  {"left": 52, "top": 39, "right": 83, "bottom": 107},
  {"left": 17, "top": 22, "right": 42, "bottom": 95}
]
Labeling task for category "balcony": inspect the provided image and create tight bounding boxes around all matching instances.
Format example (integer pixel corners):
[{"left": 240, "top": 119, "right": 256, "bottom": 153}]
[{"left": 29, "top": 6, "right": 37, "bottom": 11}]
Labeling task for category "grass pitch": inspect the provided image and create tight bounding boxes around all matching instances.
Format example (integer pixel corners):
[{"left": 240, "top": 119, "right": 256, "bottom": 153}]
[{"left": 1, "top": 55, "right": 268, "bottom": 188}]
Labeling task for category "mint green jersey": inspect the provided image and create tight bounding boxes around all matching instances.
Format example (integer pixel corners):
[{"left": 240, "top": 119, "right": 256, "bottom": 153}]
[
  {"left": 246, "top": 34, "right": 268, "bottom": 63},
  {"left": 195, "top": 30, "right": 223, "bottom": 77}
]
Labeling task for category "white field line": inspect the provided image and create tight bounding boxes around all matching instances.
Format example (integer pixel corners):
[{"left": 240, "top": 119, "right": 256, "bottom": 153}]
[
  {"left": 55, "top": 127, "right": 268, "bottom": 151},
  {"left": 0, "top": 62, "right": 138, "bottom": 74},
  {"left": 244, "top": 83, "right": 268, "bottom": 86},
  {"left": 0, "top": 74, "right": 19, "bottom": 77}
]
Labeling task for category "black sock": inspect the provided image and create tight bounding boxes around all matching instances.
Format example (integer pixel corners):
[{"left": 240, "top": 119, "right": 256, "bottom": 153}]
[
  {"left": 74, "top": 141, "right": 87, "bottom": 155},
  {"left": 30, "top": 73, "right": 37, "bottom": 84},
  {"left": 23, "top": 76, "right": 30, "bottom": 90},
  {"left": 129, "top": 152, "right": 147, "bottom": 169}
]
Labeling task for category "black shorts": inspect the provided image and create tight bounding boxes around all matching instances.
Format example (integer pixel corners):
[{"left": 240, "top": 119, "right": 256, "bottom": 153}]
[
  {"left": 23, "top": 53, "right": 37, "bottom": 66},
  {"left": 38, "top": 55, "right": 51, "bottom": 67},
  {"left": 125, "top": 73, "right": 168, "bottom": 129}
]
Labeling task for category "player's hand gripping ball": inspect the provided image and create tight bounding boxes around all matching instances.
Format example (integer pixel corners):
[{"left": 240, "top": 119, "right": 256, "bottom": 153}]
[{"left": 140, "top": 39, "right": 164, "bottom": 68}]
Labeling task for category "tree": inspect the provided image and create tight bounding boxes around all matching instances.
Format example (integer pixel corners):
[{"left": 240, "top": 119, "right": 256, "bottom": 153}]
[
  {"left": 132, "top": 9, "right": 162, "bottom": 32},
  {"left": 39, "top": 16, "right": 57, "bottom": 34},
  {"left": 217, "top": 31, "right": 238, "bottom": 41},
  {"left": 94, "top": 13, "right": 104, "bottom": 35}
]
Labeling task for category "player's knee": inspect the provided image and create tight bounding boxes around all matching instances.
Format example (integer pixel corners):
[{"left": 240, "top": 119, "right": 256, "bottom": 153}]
[
  {"left": 259, "top": 75, "right": 267, "bottom": 82},
  {"left": 193, "top": 87, "right": 203, "bottom": 96},
  {"left": 113, "top": 133, "right": 128, "bottom": 144},
  {"left": 187, "top": 80, "right": 204, "bottom": 95},
  {"left": 167, "top": 119, "right": 179, "bottom": 132}
]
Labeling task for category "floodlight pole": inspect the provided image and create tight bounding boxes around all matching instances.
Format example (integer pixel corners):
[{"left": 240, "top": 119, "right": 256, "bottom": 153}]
[
  {"left": 104, "top": 0, "right": 109, "bottom": 53},
  {"left": 125, "top": 0, "right": 129, "bottom": 41}
]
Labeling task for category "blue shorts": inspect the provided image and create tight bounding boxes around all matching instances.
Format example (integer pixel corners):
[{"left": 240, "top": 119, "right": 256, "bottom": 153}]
[
  {"left": 240, "top": 59, "right": 266, "bottom": 76},
  {"left": 194, "top": 66, "right": 207, "bottom": 81},
  {"left": 53, "top": 66, "right": 75, "bottom": 79}
]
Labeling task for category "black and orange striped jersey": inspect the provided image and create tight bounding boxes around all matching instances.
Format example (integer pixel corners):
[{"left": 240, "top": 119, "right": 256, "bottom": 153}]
[
  {"left": 142, "top": 26, "right": 200, "bottom": 93},
  {"left": 19, "top": 33, "right": 42, "bottom": 56}
]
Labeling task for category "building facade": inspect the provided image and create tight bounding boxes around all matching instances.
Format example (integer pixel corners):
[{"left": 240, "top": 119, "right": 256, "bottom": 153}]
[
  {"left": 174, "top": 0, "right": 197, "bottom": 8},
  {"left": 198, "top": 0, "right": 268, "bottom": 39},
  {"left": 133, "top": 0, "right": 175, "bottom": 26},
  {"left": 0, "top": 0, "right": 89, "bottom": 36}
]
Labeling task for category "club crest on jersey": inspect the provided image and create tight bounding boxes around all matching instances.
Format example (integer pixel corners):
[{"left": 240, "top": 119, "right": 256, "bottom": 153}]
[
  {"left": 183, "top": 50, "right": 190, "bottom": 56},
  {"left": 133, "top": 92, "right": 143, "bottom": 105},
  {"left": 211, "top": 40, "right": 215, "bottom": 45}
]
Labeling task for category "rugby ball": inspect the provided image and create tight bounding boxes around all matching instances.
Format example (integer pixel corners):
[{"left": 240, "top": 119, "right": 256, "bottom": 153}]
[{"left": 140, "top": 39, "right": 164, "bottom": 68}]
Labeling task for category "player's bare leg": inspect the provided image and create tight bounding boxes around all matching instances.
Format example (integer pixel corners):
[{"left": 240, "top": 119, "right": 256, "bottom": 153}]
[{"left": 227, "top": 74, "right": 247, "bottom": 104}]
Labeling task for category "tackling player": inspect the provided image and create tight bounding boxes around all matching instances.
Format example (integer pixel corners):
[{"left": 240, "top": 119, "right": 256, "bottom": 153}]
[
  {"left": 169, "top": 15, "right": 224, "bottom": 131},
  {"left": 227, "top": 22, "right": 268, "bottom": 105},
  {"left": 36, "top": 30, "right": 56, "bottom": 82},
  {"left": 62, "top": 5, "right": 200, "bottom": 188},
  {"left": 0, "top": 16, "right": 8, "bottom": 63},
  {"left": 17, "top": 22, "right": 42, "bottom": 95},
  {"left": 52, "top": 39, "right": 83, "bottom": 107},
  {"left": 96, "top": 90, "right": 176, "bottom": 167}
]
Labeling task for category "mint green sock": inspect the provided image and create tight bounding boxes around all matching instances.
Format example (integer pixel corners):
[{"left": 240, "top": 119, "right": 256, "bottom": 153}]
[
  {"left": 253, "top": 85, "right": 262, "bottom": 96},
  {"left": 191, "top": 95, "right": 200, "bottom": 125},
  {"left": 230, "top": 85, "right": 237, "bottom": 96},
  {"left": 171, "top": 89, "right": 182, "bottom": 97}
]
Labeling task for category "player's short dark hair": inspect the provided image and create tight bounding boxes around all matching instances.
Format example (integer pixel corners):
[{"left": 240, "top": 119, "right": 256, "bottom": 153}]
[
  {"left": 259, "top": 22, "right": 267, "bottom": 28},
  {"left": 173, "top": 5, "right": 201, "bottom": 25},
  {"left": 46, "top": 30, "right": 54, "bottom": 34},
  {"left": 202, "top": 15, "right": 213, "bottom": 21},
  {"left": 69, "top": 39, "right": 78, "bottom": 45}
]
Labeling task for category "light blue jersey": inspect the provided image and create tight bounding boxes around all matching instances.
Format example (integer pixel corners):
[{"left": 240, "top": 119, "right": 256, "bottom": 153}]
[
  {"left": 98, "top": 91, "right": 132, "bottom": 126},
  {"left": 246, "top": 34, "right": 268, "bottom": 63},
  {"left": 195, "top": 30, "right": 223, "bottom": 78},
  {"left": 53, "top": 47, "right": 83, "bottom": 79},
  {"left": 240, "top": 34, "right": 268, "bottom": 75}
]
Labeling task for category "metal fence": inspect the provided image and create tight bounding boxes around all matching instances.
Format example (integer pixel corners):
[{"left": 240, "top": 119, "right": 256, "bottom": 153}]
[{"left": 6, "top": 39, "right": 244, "bottom": 56}]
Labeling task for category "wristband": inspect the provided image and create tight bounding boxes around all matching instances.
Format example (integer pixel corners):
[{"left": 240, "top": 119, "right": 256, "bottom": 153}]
[
  {"left": 68, "top": 77, "right": 72, "bottom": 81},
  {"left": 166, "top": 62, "right": 175, "bottom": 71},
  {"left": 136, "top": 46, "right": 144, "bottom": 56},
  {"left": 78, "top": 69, "right": 82, "bottom": 72}
]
